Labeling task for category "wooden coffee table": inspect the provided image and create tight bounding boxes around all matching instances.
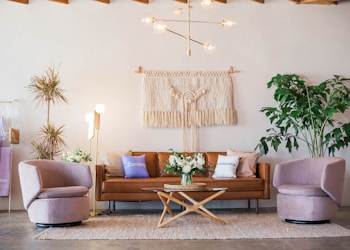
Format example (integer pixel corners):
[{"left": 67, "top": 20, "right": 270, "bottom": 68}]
[{"left": 143, "top": 187, "right": 227, "bottom": 228}]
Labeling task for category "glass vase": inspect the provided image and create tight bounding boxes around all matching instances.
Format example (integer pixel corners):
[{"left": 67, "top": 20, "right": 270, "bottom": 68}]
[{"left": 181, "top": 173, "right": 193, "bottom": 186}]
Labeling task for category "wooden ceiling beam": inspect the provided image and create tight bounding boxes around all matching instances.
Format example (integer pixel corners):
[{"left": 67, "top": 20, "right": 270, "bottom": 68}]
[
  {"left": 50, "top": 0, "right": 69, "bottom": 4},
  {"left": 290, "top": 0, "right": 338, "bottom": 4},
  {"left": 7, "top": 0, "right": 29, "bottom": 3},
  {"left": 95, "top": 0, "right": 110, "bottom": 3},
  {"left": 133, "top": 0, "right": 228, "bottom": 4},
  {"left": 6, "top": 0, "right": 342, "bottom": 5},
  {"left": 133, "top": 0, "right": 149, "bottom": 3}
]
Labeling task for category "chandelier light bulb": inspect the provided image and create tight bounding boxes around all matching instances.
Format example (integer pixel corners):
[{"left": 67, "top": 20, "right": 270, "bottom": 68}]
[
  {"left": 95, "top": 104, "right": 105, "bottom": 114},
  {"left": 222, "top": 19, "right": 236, "bottom": 30},
  {"left": 141, "top": 16, "right": 154, "bottom": 26},
  {"left": 200, "top": 0, "right": 214, "bottom": 9},
  {"left": 203, "top": 42, "right": 216, "bottom": 53},
  {"left": 153, "top": 21, "right": 167, "bottom": 34},
  {"left": 172, "top": 7, "right": 184, "bottom": 16}
]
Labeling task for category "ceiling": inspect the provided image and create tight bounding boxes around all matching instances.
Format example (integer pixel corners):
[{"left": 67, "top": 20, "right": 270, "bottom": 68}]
[{"left": 7, "top": 0, "right": 344, "bottom": 5}]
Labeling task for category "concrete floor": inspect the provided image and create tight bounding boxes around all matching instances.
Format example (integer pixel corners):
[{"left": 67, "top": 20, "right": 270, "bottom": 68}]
[{"left": 1, "top": 207, "right": 350, "bottom": 250}]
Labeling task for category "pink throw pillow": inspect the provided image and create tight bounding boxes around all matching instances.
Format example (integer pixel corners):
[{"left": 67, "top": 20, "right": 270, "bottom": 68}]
[{"left": 226, "top": 149, "right": 260, "bottom": 177}]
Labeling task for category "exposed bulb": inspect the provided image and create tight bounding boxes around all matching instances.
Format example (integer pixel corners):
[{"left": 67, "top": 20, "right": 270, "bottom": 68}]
[
  {"left": 153, "top": 21, "right": 167, "bottom": 34},
  {"left": 222, "top": 19, "right": 236, "bottom": 30},
  {"left": 172, "top": 7, "right": 184, "bottom": 16},
  {"left": 203, "top": 42, "right": 216, "bottom": 53},
  {"left": 141, "top": 16, "right": 154, "bottom": 26},
  {"left": 201, "top": 0, "right": 214, "bottom": 9},
  {"left": 95, "top": 104, "right": 105, "bottom": 114}
]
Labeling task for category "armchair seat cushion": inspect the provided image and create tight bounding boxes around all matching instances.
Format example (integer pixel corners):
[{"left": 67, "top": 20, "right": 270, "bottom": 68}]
[
  {"left": 278, "top": 184, "right": 327, "bottom": 197},
  {"left": 38, "top": 186, "right": 89, "bottom": 199}
]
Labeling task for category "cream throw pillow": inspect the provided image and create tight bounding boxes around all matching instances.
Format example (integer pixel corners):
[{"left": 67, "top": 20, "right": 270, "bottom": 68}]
[
  {"left": 212, "top": 155, "right": 240, "bottom": 178},
  {"left": 227, "top": 149, "right": 260, "bottom": 177},
  {"left": 100, "top": 151, "right": 132, "bottom": 178}
]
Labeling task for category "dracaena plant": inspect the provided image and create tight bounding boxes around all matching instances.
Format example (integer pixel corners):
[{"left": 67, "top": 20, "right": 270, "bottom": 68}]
[
  {"left": 256, "top": 74, "right": 350, "bottom": 157},
  {"left": 28, "top": 65, "right": 68, "bottom": 160}
]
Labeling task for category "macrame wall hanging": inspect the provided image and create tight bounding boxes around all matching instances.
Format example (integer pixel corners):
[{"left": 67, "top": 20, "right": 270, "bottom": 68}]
[{"left": 140, "top": 67, "right": 238, "bottom": 152}]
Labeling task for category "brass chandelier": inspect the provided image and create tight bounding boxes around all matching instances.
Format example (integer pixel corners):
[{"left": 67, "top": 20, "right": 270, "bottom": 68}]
[{"left": 142, "top": 0, "right": 235, "bottom": 56}]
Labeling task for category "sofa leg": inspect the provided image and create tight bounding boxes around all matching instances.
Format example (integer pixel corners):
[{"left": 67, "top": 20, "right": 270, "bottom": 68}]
[
  {"left": 108, "top": 201, "right": 113, "bottom": 213},
  {"left": 248, "top": 199, "right": 251, "bottom": 209},
  {"left": 256, "top": 199, "right": 259, "bottom": 214}
]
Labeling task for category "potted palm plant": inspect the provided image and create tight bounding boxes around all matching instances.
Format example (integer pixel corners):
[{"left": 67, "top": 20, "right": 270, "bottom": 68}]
[
  {"left": 28, "top": 65, "right": 68, "bottom": 160},
  {"left": 256, "top": 74, "right": 350, "bottom": 157}
]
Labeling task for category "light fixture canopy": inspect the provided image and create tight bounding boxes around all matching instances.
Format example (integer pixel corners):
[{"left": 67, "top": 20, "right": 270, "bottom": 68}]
[{"left": 142, "top": 0, "right": 235, "bottom": 56}]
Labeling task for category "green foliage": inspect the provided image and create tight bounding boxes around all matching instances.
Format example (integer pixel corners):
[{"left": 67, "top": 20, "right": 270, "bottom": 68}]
[
  {"left": 28, "top": 66, "right": 68, "bottom": 160},
  {"left": 256, "top": 74, "right": 350, "bottom": 157}
]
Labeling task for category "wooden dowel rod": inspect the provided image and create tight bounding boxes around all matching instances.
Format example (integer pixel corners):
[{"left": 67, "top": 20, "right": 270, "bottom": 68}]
[
  {"left": 135, "top": 66, "right": 239, "bottom": 74},
  {"left": 135, "top": 66, "right": 143, "bottom": 73}
]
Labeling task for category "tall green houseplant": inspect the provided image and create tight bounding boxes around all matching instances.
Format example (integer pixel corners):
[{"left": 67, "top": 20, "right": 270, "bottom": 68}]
[
  {"left": 28, "top": 66, "right": 68, "bottom": 160},
  {"left": 256, "top": 74, "right": 350, "bottom": 157}
]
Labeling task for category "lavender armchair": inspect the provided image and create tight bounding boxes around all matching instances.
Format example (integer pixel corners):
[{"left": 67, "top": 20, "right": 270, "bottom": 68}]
[
  {"left": 273, "top": 157, "right": 345, "bottom": 224},
  {"left": 18, "top": 160, "right": 93, "bottom": 228}
]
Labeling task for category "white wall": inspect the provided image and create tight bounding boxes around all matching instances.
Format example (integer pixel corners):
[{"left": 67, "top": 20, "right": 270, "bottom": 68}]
[{"left": 0, "top": 0, "right": 349, "bottom": 210}]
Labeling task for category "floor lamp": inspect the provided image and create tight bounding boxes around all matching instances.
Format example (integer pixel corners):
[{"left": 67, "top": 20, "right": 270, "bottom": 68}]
[
  {"left": 93, "top": 104, "right": 105, "bottom": 216},
  {"left": 85, "top": 103, "right": 105, "bottom": 216},
  {"left": 85, "top": 112, "right": 95, "bottom": 216}
]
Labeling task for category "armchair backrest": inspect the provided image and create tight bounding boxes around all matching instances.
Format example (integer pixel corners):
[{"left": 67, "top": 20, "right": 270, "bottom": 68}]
[
  {"left": 18, "top": 160, "right": 93, "bottom": 209},
  {"left": 273, "top": 157, "right": 345, "bottom": 205}
]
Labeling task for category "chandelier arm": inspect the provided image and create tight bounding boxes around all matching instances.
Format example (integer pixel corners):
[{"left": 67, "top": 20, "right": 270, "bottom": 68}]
[
  {"left": 156, "top": 19, "right": 222, "bottom": 25},
  {"left": 166, "top": 29, "right": 204, "bottom": 46}
]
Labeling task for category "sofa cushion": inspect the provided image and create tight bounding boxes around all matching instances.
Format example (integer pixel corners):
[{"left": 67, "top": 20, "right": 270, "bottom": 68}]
[
  {"left": 38, "top": 186, "right": 89, "bottom": 199},
  {"left": 158, "top": 152, "right": 177, "bottom": 177},
  {"left": 212, "top": 155, "right": 240, "bottom": 178},
  {"left": 122, "top": 154, "right": 150, "bottom": 178},
  {"left": 100, "top": 150, "right": 131, "bottom": 178},
  {"left": 227, "top": 149, "right": 260, "bottom": 177}
]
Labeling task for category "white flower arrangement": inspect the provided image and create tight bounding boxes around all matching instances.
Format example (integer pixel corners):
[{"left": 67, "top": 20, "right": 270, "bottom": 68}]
[
  {"left": 163, "top": 149, "right": 206, "bottom": 176},
  {"left": 62, "top": 148, "right": 92, "bottom": 163}
]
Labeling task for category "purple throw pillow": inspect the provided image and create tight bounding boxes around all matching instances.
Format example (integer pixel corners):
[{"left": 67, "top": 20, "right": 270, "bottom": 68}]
[{"left": 121, "top": 154, "right": 150, "bottom": 178}]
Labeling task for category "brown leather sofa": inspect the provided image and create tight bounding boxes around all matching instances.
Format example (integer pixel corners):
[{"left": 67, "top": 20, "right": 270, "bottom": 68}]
[{"left": 95, "top": 151, "right": 271, "bottom": 213}]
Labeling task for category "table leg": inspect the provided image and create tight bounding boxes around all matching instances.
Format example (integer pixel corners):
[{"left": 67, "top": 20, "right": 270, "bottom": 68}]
[
  {"left": 178, "top": 190, "right": 226, "bottom": 224},
  {"left": 156, "top": 190, "right": 226, "bottom": 228}
]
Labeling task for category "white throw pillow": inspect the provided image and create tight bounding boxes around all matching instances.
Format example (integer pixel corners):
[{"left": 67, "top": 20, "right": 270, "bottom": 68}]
[
  {"left": 212, "top": 155, "right": 240, "bottom": 178},
  {"left": 100, "top": 150, "right": 132, "bottom": 178}
]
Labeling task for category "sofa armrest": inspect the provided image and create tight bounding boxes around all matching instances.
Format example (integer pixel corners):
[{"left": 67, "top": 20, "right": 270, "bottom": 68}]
[
  {"left": 95, "top": 164, "right": 105, "bottom": 201},
  {"left": 321, "top": 158, "right": 346, "bottom": 206},
  {"left": 257, "top": 163, "right": 271, "bottom": 199},
  {"left": 18, "top": 162, "right": 42, "bottom": 210}
]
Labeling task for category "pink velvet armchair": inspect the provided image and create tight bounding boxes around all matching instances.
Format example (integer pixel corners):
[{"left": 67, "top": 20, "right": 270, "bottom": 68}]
[
  {"left": 273, "top": 157, "right": 345, "bottom": 224},
  {"left": 18, "top": 160, "right": 93, "bottom": 228}
]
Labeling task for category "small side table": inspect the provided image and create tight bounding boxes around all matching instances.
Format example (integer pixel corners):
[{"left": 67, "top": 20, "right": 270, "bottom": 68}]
[{"left": 142, "top": 187, "right": 227, "bottom": 228}]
